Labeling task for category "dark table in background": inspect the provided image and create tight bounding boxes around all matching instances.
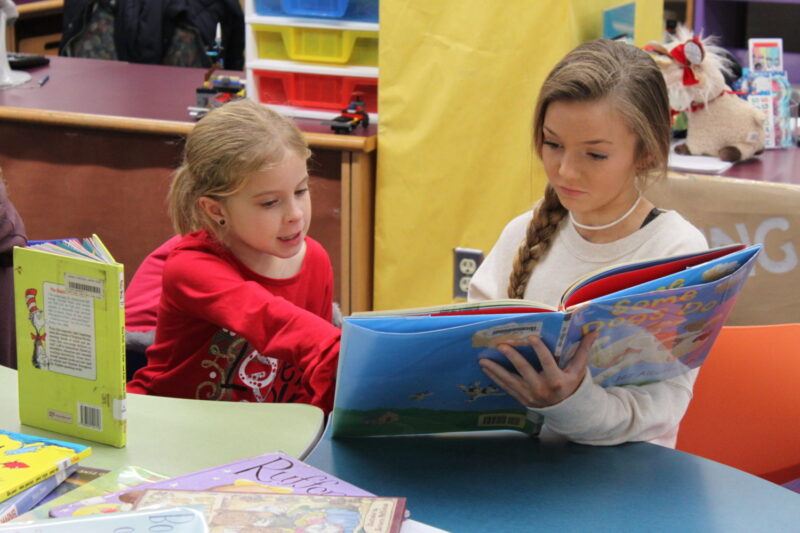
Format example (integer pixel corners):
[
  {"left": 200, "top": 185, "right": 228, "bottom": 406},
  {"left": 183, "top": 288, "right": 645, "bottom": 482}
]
[{"left": 0, "top": 56, "right": 377, "bottom": 314}]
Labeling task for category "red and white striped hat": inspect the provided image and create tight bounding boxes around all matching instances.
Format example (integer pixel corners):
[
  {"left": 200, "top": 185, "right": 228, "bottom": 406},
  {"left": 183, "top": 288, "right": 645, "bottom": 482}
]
[{"left": 25, "top": 288, "right": 39, "bottom": 313}]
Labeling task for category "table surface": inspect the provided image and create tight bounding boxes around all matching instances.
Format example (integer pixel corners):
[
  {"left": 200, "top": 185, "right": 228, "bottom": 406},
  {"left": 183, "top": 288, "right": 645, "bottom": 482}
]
[
  {"left": 719, "top": 146, "right": 800, "bottom": 185},
  {"left": 0, "top": 56, "right": 377, "bottom": 150},
  {"left": 1, "top": 367, "right": 325, "bottom": 477},
  {"left": 305, "top": 427, "right": 800, "bottom": 533}
]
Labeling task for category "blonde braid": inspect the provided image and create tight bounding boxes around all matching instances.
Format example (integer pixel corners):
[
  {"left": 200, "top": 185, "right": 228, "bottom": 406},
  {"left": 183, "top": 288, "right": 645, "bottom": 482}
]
[{"left": 507, "top": 186, "right": 567, "bottom": 299}]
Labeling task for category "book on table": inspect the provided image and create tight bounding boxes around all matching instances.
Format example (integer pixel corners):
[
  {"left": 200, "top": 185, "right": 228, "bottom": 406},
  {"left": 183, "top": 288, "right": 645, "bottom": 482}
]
[
  {"left": 49, "top": 451, "right": 374, "bottom": 517},
  {"left": 0, "top": 430, "right": 91, "bottom": 505},
  {"left": 131, "top": 489, "right": 407, "bottom": 533},
  {"left": 331, "top": 243, "right": 762, "bottom": 437},
  {"left": 1, "top": 465, "right": 110, "bottom": 524},
  {"left": 14, "top": 466, "right": 166, "bottom": 523},
  {"left": 0, "top": 464, "right": 78, "bottom": 523},
  {"left": 0, "top": 506, "right": 207, "bottom": 532},
  {"left": 34, "top": 466, "right": 110, "bottom": 508},
  {"left": 13, "top": 235, "right": 126, "bottom": 448}
]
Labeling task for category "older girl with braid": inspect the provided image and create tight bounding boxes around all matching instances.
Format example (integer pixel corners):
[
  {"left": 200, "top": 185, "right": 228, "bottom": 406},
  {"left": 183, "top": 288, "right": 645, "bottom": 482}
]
[{"left": 468, "top": 39, "right": 707, "bottom": 447}]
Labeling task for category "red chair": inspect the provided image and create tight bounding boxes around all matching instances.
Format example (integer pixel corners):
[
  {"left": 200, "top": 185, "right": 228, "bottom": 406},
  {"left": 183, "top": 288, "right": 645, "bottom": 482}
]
[{"left": 677, "top": 324, "right": 800, "bottom": 484}]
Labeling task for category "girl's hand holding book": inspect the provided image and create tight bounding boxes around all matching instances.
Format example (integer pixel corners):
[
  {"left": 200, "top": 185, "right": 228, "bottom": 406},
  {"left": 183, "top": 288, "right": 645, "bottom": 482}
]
[{"left": 480, "top": 331, "right": 599, "bottom": 408}]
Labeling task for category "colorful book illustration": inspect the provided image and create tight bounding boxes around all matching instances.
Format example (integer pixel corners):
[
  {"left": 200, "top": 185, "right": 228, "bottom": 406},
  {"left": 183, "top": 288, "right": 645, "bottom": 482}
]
[
  {"left": 13, "top": 235, "right": 127, "bottom": 448},
  {"left": 332, "top": 244, "right": 762, "bottom": 437},
  {"left": 0, "top": 430, "right": 91, "bottom": 504},
  {"left": 0, "top": 506, "right": 207, "bottom": 532},
  {"left": 14, "top": 466, "right": 166, "bottom": 522},
  {"left": 0, "top": 464, "right": 78, "bottom": 523},
  {"left": 50, "top": 452, "right": 374, "bottom": 517},
  {"left": 737, "top": 68, "right": 794, "bottom": 149},
  {"left": 133, "top": 489, "right": 406, "bottom": 533}
]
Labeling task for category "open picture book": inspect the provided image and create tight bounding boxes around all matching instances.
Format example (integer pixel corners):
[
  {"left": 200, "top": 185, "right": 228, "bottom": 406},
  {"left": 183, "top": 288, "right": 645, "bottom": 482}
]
[{"left": 331, "top": 244, "right": 762, "bottom": 438}]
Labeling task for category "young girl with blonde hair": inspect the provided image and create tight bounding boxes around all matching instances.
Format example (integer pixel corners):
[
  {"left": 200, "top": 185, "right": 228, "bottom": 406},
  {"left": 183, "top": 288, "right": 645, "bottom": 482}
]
[
  {"left": 128, "top": 99, "right": 340, "bottom": 412},
  {"left": 468, "top": 39, "right": 708, "bottom": 447}
]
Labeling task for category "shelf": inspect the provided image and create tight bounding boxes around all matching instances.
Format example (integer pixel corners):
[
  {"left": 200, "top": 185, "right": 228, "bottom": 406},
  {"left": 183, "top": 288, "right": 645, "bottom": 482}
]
[{"left": 694, "top": 0, "right": 800, "bottom": 80}]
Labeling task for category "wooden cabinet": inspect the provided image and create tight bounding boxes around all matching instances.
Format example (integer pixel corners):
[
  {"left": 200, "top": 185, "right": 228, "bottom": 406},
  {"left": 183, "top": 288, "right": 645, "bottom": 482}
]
[
  {"left": 7, "top": 0, "right": 63, "bottom": 54},
  {"left": 0, "top": 56, "right": 375, "bottom": 314}
]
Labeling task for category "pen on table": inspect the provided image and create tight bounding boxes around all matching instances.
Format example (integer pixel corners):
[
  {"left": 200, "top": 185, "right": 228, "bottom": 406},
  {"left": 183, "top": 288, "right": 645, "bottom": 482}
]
[{"left": 38, "top": 75, "right": 49, "bottom": 87}]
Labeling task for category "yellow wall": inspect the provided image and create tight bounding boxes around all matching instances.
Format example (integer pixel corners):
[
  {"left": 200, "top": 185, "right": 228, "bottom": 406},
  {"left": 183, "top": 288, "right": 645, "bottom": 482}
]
[{"left": 374, "top": 0, "right": 664, "bottom": 310}]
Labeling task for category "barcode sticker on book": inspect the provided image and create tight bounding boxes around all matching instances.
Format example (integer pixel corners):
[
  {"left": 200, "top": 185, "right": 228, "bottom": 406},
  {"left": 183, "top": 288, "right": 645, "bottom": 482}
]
[
  {"left": 77, "top": 403, "right": 103, "bottom": 431},
  {"left": 64, "top": 273, "right": 104, "bottom": 300},
  {"left": 477, "top": 413, "right": 526, "bottom": 429}
]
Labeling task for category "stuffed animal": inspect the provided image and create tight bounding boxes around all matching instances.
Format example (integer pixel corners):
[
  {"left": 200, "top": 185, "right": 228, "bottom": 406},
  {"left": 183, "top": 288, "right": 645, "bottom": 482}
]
[{"left": 645, "top": 26, "right": 765, "bottom": 162}]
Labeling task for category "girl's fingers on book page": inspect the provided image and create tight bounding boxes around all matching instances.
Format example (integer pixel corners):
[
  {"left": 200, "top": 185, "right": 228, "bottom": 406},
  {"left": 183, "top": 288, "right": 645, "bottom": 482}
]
[
  {"left": 479, "top": 360, "right": 529, "bottom": 406},
  {"left": 564, "top": 330, "right": 599, "bottom": 375},
  {"left": 528, "top": 335, "right": 560, "bottom": 376},
  {"left": 496, "top": 343, "right": 541, "bottom": 383}
]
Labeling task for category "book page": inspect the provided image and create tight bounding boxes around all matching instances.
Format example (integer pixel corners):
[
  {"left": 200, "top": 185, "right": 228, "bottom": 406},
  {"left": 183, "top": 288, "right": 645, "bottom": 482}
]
[
  {"left": 559, "top": 247, "right": 759, "bottom": 387},
  {"left": 668, "top": 151, "right": 734, "bottom": 174}
]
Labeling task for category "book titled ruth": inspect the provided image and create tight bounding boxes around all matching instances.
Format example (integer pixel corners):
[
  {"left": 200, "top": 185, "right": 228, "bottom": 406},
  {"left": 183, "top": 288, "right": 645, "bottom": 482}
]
[
  {"left": 50, "top": 451, "right": 374, "bottom": 517},
  {"left": 13, "top": 235, "right": 126, "bottom": 448},
  {"left": 332, "top": 244, "right": 761, "bottom": 437},
  {"left": 0, "top": 430, "right": 91, "bottom": 505}
]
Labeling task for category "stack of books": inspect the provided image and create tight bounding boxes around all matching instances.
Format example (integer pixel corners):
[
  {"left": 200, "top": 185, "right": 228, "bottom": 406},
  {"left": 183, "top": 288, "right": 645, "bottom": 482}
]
[
  {"left": 0, "top": 430, "right": 97, "bottom": 523},
  {"left": 0, "top": 449, "right": 442, "bottom": 532}
]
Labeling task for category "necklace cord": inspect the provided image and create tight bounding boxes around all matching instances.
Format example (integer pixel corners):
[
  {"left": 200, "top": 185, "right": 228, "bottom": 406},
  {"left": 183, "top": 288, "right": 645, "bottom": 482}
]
[{"left": 569, "top": 194, "right": 643, "bottom": 231}]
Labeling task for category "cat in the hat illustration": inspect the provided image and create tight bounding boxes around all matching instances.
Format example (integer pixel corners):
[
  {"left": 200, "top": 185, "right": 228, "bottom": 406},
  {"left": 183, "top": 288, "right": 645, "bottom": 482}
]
[{"left": 24, "top": 288, "right": 48, "bottom": 369}]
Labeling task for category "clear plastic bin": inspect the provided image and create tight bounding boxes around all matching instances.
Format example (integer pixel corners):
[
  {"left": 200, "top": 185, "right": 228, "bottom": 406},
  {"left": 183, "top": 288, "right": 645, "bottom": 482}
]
[
  {"left": 252, "top": 23, "right": 378, "bottom": 66},
  {"left": 253, "top": 0, "right": 379, "bottom": 23},
  {"left": 252, "top": 68, "right": 378, "bottom": 112}
]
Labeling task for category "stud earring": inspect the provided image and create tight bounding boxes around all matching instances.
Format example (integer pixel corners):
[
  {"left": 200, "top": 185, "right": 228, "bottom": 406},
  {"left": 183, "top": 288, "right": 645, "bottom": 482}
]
[{"left": 219, "top": 219, "right": 225, "bottom": 226}]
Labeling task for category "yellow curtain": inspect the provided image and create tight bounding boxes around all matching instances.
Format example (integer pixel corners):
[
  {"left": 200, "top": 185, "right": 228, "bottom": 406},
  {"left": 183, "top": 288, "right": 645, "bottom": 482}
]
[{"left": 374, "top": 0, "right": 664, "bottom": 310}]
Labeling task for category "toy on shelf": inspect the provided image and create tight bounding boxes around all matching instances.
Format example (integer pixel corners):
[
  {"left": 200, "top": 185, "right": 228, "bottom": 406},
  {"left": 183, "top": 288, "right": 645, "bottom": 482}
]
[
  {"left": 645, "top": 25, "right": 765, "bottom": 163},
  {"left": 325, "top": 94, "right": 370, "bottom": 134},
  {"left": 188, "top": 70, "right": 246, "bottom": 120}
]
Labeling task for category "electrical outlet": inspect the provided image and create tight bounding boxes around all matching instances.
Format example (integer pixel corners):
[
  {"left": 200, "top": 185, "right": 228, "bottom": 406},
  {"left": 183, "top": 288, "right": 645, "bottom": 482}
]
[{"left": 453, "top": 247, "right": 484, "bottom": 300}]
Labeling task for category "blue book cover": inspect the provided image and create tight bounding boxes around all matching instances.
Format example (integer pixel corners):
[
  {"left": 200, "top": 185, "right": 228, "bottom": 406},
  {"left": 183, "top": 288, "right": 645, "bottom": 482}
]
[{"left": 331, "top": 244, "right": 761, "bottom": 437}]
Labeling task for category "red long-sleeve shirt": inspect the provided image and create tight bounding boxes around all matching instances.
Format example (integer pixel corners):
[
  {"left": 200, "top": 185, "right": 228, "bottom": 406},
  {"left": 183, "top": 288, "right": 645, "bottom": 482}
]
[{"left": 127, "top": 230, "right": 339, "bottom": 412}]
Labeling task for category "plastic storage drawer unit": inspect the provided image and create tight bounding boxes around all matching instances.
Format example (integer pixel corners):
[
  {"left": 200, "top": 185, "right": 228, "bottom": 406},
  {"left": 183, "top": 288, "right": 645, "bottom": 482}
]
[
  {"left": 253, "top": 0, "right": 379, "bottom": 23},
  {"left": 252, "top": 23, "right": 378, "bottom": 66},
  {"left": 253, "top": 67, "right": 378, "bottom": 112}
]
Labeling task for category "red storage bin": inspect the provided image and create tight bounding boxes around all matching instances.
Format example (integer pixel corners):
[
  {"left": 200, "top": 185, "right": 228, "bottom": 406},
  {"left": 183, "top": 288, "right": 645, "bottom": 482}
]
[{"left": 253, "top": 68, "right": 378, "bottom": 112}]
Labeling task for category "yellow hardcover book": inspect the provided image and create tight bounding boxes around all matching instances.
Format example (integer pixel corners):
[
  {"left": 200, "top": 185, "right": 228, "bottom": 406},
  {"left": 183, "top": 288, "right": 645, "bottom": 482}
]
[
  {"left": 0, "top": 430, "right": 91, "bottom": 503},
  {"left": 14, "top": 235, "right": 126, "bottom": 447}
]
